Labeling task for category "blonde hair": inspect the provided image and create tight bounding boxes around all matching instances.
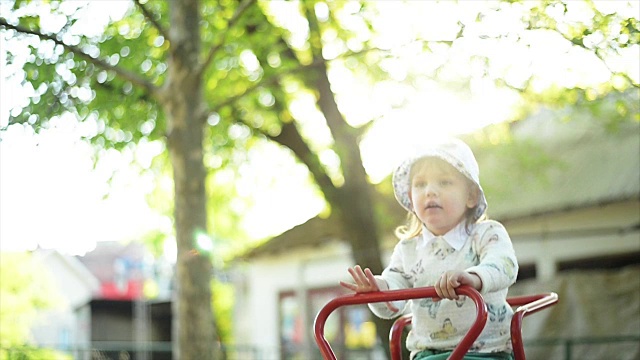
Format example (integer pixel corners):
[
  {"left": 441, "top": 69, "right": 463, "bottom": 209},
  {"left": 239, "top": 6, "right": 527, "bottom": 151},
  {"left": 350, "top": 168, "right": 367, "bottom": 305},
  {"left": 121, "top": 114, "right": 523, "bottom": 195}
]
[{"left": 394, "top": 158, "right": 485, "bottom": 240}]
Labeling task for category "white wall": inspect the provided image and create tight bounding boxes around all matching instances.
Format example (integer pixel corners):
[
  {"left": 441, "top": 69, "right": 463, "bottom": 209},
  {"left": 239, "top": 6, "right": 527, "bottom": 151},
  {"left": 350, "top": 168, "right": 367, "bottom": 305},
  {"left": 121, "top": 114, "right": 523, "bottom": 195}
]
[
  {"left": 235, "top": 241, "right": 354, "bottom": 358},
  {"left": 30, "top": 251, "right": 98, "bottom": 357}
]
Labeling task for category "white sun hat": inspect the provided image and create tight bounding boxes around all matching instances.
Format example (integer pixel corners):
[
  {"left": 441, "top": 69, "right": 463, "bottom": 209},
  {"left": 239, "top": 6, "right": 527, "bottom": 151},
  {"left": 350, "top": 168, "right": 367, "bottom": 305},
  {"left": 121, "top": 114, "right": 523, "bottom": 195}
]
[{"left": 392, "top": 138, "right": 487, "bottom": 221}]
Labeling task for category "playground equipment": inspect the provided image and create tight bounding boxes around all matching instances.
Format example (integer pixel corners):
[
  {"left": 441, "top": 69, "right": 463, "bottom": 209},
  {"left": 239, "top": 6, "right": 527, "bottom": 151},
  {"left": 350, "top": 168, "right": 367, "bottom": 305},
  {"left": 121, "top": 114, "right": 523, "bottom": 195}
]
[{"left": 314, "top": 285, "right": 558, "bottom": 360}]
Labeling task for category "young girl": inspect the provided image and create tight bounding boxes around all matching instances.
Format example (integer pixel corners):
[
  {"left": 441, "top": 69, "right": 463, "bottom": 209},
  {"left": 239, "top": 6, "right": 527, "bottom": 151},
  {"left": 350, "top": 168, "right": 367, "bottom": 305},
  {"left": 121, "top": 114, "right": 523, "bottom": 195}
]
[{"left": 340, "top": 138, "right": 518, "bottom": 360}]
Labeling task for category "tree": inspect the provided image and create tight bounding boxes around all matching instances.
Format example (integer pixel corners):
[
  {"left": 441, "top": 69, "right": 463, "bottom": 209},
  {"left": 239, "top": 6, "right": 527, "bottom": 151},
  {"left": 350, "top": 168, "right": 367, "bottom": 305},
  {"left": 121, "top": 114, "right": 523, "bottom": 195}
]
[
  {"left": 0, "top": 252, "right": 70, "bottom": 360},
  {"left": 1, "top": 0, "right": 396, "bottom": 355},
  {"left": 1, "top": 0, "right": 255, "bottom": 357},
  {"left": 2, "top": 0, "right": 637, "bottom": 359}
]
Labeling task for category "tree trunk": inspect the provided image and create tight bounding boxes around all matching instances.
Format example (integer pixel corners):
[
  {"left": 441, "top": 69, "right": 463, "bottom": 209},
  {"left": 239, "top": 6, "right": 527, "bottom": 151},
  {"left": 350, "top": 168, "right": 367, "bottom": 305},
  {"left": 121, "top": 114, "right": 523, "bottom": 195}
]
[
  {"left": 314, "top": 60, "right": 394, "bottom": 357},
  {"left": 165, "top": 0, "right": 217, "bottom": 359}
]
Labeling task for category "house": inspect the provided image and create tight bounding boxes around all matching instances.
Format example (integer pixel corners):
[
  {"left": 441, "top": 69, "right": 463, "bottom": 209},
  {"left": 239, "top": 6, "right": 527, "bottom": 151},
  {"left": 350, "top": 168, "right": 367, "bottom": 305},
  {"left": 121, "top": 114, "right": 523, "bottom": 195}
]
[
  {"left": 29, "top": 248, "right": 100, "bottom": 359},
  {"left": 231, "top": 97, "right": 640, "bottom": 359},
  {"left": 28, "top": 242, "right": 174, "bottom": 359},
  {"left": 78, "top": 241, "right": 149, "bottom": 301},
  {"left": 78, "top": 241, "right": 174, "bottom": 359}
]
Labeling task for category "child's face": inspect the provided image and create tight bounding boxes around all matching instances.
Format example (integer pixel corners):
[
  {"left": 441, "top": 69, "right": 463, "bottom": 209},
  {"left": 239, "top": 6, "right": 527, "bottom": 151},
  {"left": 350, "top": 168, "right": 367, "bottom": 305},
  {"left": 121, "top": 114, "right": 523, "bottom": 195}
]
[{"left": 409, "top": 158, "right": 478, "bottom": 236}]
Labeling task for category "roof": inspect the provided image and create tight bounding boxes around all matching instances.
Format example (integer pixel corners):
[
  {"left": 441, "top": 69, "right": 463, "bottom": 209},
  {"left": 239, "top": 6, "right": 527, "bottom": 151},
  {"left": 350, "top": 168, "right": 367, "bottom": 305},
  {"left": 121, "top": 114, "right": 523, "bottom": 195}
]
[
  {"left": 33, "top": 248, "right": 101, "bottom": 292},
  {"left": 77, "top": 241, "right": 146, "bottom": 283},
  {"left": 241, "top": 93, "right": 640, "bottom": 259},
  {"left": 240, "top": 215, "right": 345, "bottom": 258},
  {"left": 480, "top": 107, "right": 639, "bottom": 220}
]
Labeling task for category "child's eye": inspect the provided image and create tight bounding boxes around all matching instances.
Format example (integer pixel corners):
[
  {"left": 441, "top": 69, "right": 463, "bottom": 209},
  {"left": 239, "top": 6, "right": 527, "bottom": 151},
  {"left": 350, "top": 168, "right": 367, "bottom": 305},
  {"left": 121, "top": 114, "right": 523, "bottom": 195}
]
[
  {"left": 440, "top": 179, "right": 453, "bottom": 186},
  {"left": 412, "top": 180, "right": 428, "bottom": 189}
]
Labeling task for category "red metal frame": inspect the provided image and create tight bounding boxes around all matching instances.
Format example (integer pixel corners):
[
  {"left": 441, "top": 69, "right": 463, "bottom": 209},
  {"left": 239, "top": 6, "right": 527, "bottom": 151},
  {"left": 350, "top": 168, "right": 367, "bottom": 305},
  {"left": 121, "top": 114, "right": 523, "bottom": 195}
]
[
  {"left": 507, "top": 293, "right": 559, "bottom": 360},
  {"left": 313, "top": 286, "right": 558, "bottom": 360},
  {"left": 387, "top": 292, "right": 559, "bottom": 360},
  {"left": 313, "top": 285, "right": 488, "bottom": 360},
  {"left": 389, "top": 314, "right": 412, "bottom": 360}
]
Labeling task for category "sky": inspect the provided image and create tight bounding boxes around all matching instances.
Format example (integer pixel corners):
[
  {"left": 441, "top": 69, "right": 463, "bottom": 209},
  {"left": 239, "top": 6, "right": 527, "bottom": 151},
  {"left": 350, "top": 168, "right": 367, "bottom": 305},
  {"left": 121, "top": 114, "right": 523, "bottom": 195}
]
[
  {"left": 1, "top": 0, "right": 637, "bottom": 256},
  {"left": 0, "top": 114, "right": 169, "bottom": 255}
]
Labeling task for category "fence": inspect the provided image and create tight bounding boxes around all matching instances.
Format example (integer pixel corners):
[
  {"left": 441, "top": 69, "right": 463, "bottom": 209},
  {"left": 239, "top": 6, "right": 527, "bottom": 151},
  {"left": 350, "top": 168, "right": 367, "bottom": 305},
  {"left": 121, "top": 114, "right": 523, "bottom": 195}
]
[{"left": 2, "top": 336, "right": 638, "bottom": 360}]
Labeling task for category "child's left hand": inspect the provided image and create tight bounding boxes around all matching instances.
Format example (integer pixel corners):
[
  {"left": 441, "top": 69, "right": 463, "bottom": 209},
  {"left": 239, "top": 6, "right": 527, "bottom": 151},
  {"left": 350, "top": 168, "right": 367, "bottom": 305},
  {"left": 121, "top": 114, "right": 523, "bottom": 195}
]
[{"left": 435, "top": 270, "right": 482, "bottom": 300}]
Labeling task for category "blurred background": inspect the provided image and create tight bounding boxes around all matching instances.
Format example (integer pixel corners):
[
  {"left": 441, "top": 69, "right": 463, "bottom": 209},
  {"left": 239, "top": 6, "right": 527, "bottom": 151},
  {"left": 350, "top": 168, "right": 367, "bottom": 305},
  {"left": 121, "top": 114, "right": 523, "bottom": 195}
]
[{"left": 0, "top": 0, "right": 638, "bottom": 359}]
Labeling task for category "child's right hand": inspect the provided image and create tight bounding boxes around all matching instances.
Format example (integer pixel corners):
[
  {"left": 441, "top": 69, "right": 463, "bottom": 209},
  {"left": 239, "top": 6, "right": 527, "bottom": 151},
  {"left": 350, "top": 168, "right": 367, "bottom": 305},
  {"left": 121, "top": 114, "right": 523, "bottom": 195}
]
[
  {"left": 340, "top": 265, "right": 400, "bottom": 312},
  {"left": 434, "top": 270, "right": 483, "bottom": 300}
]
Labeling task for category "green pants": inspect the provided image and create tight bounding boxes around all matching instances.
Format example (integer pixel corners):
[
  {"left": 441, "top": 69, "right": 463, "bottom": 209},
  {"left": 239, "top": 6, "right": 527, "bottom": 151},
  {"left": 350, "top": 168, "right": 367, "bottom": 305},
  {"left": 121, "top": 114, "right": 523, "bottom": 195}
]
[{"left": 414, "top": 349, "right": 514, "bottom": 360}]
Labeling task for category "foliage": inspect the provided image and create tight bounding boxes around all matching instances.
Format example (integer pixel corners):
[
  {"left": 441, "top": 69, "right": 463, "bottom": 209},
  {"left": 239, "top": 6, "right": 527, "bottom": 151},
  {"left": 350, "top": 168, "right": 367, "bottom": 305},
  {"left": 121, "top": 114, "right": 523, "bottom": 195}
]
[
  {"left": 507, "top": 0, "right": 638, "bottom": 112},
  {"left": 211, "top": 279, "right": 234, "bottom": 345},
  {"left": 0, "top": 345, "right": 72, "bottom": 360},
  {"left": 3, "top": 0, "right": 637, "bottom": 250},
  {"left": 0, "top": 252, "right": 60, "bottom": 349}
]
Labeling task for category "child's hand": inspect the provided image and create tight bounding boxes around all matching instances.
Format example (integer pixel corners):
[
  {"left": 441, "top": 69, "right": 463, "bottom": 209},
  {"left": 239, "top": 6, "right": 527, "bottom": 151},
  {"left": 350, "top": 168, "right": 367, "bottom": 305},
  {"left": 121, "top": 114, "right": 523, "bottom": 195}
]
[
  {"left": 340, "top": 265, "right": 379, "bottom": 293},
  {"left": 340, "top": 265, "right": 400, "bottom": 312},
  {"left": 435, "top": 270, "right": 482, "bottom": 300}
]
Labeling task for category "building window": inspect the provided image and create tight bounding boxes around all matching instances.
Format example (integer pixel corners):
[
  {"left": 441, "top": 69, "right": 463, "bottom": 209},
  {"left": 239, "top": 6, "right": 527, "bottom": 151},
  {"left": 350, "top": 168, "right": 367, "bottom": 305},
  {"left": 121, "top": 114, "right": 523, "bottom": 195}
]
[
  {"left": 280, "top": 292, "right": 305, "bottom": 360},
  {"left": 516, "top": 263, "right": 537, "bottom": 281},
  {"left": 279, "top": 287, "right": 378, "bottom": 359},
  {"left": 558, "top": 251, "right": 640, "bottom": 272},
  {"left": 344, "top": 306, "right": 376, "bottom": 349}
]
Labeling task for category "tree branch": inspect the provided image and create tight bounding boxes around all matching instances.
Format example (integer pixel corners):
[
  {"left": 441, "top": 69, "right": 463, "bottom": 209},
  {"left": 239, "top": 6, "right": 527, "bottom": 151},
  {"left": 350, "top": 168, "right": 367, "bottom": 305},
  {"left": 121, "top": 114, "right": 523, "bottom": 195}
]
[
  {"left": 133, "top": 0, "right": 170, "bottom": 42},
  {"left": 0, "top": 17, "right": 159, "bottom": 96},
  {"left": 210, "top": 60, "right": 324, "bottom": 114},
  {"left": 198, "top": 0, "right": 256, "bottom": 77},
  {"left": 560, "top": 34, "right": 640, "bottom": 89},
  {"left": 252, "top": 117, "right": 338, "bottom": 195},
  {"left": 525, "top": 16, "right": 639, "bottom": 89}
]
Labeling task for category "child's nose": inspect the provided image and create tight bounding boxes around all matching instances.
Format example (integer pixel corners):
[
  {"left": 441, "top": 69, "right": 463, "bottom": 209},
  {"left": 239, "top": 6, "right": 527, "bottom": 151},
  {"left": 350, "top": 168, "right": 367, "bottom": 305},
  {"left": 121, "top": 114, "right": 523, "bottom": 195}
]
[{"left": 424, "top": 183, "right": 439, "bottom": 195}]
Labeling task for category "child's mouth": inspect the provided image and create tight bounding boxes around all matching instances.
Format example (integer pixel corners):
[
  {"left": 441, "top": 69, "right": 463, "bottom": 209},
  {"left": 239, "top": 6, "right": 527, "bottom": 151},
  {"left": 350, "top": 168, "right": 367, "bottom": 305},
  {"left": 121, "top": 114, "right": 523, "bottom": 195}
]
[{"left": 425, "top": 202, "right": 442, "bottom": 210}]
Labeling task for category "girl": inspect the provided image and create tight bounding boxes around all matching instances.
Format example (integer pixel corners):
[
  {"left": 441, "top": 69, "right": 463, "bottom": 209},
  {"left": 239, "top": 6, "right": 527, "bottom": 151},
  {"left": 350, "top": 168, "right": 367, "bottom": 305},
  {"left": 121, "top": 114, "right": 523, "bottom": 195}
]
[{"left": 341, "top": 138, "right": 518, "bottom": 360}]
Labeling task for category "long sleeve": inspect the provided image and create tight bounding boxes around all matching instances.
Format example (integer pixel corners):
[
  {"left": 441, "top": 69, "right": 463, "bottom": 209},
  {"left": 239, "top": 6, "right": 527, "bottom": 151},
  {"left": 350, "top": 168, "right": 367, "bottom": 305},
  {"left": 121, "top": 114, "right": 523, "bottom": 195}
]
[
  {"left": 367, "top": 239, "right": 417, "bottom": 319},
  {"left": 465, "top": 220, "right": 518, "bottom": 295}
]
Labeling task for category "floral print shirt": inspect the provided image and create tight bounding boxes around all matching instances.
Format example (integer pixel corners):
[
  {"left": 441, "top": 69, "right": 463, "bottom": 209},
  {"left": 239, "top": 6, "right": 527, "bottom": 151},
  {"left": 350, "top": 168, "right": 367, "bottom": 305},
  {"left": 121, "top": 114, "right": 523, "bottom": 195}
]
[{"left": 370, "top": 220, "right": 519, "bottom": 358}]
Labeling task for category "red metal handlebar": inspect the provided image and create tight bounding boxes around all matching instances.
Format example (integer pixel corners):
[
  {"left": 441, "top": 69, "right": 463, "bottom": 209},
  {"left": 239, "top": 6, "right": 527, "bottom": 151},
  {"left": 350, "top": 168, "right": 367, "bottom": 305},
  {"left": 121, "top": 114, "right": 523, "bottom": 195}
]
[
  {"left": 387, "top": 292, "right": 560, "bottom": 360},
  {"left": 313, "top": 285, "right": 487, "bottom": 360},
  {"left": 508, "top": 293, "right": 559, "bottom": 360}
]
